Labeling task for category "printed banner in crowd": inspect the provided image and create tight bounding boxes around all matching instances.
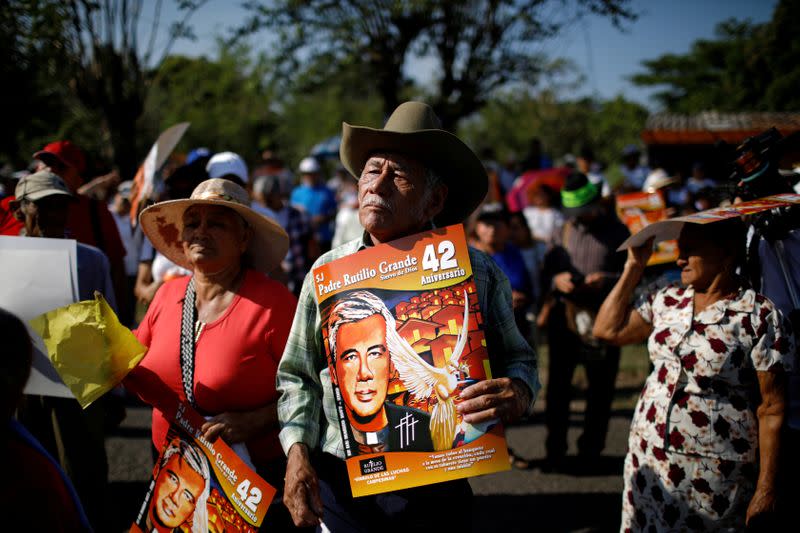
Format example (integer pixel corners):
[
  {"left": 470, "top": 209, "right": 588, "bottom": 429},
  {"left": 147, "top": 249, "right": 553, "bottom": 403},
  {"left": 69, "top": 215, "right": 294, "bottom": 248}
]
[
  {"left": 619, "top": 193, "right": 800, "bottom": 250},
  {"left": 312, "top": 225, "right": 509, "bottom": 497},
  {"left": 0, "top": 236, "right": 78, "bottom": 398},
  {"left": 129, "top": 122, "right": 190, "bottom": 225},
  {"left": 131, "top": 397, "right": 275, "bottom": 533},
  {"left": 615, "top": 191, "right": 678, "bottom": 265}
]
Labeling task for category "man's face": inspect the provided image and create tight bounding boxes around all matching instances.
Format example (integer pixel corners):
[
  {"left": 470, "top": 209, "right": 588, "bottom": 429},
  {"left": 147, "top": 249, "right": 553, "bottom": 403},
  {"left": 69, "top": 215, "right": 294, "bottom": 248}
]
[
  {"left": 302, "top": 172, "right": 320, "bottom": 186},
  {"left": 358, "top": 152, "right": 446, "bottom": 243},
  {"left": 151, "top": 452, "right": 205, "bottom": 529},
  {"left": 335, "top": 314, "right": 390, "bottom": 419},
  {"left": 16, "top": 196, "right": 71, "bottom": 238}
]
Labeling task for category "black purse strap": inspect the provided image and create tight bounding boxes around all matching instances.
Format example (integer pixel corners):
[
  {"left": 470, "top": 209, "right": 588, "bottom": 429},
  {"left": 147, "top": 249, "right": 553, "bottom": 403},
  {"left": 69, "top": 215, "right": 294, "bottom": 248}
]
[{"left": 180, "top": 277, "right": 198, "bottom": 407}]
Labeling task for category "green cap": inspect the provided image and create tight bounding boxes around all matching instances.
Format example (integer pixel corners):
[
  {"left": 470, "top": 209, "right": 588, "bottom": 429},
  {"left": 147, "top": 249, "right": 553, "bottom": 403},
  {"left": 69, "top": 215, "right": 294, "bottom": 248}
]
[{"left": 561, "top": 180, "right": 599, "bottom": 208}]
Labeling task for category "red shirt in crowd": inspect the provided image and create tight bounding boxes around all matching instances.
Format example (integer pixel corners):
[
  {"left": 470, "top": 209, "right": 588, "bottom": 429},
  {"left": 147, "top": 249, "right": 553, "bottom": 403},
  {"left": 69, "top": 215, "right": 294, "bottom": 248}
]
[
  {"left": 2, "top": 423, "right": 88, "bottom": 532},
  {"left": 65, "top": 194, "right": 126, "bottom": 266},
  {"left": 0, "top": 196, "right": 23, "bottom": 235},
  {"left": 0, "top": 193, "right": 126, "bottom": 268},
  {"left": 128, "top": 269, "right": 297, "bottom": 466}
]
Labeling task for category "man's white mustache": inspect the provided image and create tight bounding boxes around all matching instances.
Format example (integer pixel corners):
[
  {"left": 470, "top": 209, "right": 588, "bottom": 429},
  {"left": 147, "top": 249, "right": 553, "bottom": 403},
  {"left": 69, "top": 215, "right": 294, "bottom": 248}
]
[{"left": 361, "top": 197, "right": 392, "bottom": 211}]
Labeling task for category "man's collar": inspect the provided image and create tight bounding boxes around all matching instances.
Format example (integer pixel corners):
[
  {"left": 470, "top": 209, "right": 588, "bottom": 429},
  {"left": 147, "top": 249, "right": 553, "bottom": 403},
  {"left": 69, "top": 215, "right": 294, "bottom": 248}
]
[{"left": 351, "top": 423, "right": 390, "bottom": 446}]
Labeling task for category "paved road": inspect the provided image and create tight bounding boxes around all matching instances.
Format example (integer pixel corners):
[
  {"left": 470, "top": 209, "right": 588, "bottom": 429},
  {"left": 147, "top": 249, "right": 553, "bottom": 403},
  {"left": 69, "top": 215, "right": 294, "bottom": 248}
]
[{"left": 106, "top": 388, "right": 638, "bottom": 532}]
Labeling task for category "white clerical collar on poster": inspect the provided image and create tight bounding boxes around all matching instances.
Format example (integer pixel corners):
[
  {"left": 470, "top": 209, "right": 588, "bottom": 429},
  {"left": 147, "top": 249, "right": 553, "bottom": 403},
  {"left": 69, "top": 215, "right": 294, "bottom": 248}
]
[{"left": 0, "top": 236, "right": 78, "bottom": 398}]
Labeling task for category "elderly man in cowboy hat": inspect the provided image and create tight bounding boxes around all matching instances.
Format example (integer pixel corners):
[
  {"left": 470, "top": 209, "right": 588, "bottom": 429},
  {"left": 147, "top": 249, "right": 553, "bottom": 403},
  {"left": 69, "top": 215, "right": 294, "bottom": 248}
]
[{"left": 276, "top": 101, "right": 540, "bottom": 530}]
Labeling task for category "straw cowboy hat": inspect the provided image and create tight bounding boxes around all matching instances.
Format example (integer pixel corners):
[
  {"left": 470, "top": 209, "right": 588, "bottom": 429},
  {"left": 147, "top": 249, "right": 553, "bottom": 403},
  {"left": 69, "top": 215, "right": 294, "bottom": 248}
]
[
  {"left": 340, "top": 101, "right": 488, "bottom": 226},
  {"left": 139, "top": 178, "right": 288, "bottom": 273}
]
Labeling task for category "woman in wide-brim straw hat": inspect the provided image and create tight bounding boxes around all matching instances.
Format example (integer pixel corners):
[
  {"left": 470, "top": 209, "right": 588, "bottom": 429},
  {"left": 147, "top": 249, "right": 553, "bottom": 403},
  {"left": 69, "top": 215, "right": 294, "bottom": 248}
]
[{"left": 125, "top": 178, "right": 299, "bottom": 527}]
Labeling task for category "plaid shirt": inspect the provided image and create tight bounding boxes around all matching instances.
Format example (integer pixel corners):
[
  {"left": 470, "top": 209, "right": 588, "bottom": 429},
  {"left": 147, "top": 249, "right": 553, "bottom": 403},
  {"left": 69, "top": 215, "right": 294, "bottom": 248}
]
[
  {"left": 276, "top": 232, "right": 541, "bottom": 458},
  {"left": 282, "top": 206, "right": 313, "bottom": 295}
]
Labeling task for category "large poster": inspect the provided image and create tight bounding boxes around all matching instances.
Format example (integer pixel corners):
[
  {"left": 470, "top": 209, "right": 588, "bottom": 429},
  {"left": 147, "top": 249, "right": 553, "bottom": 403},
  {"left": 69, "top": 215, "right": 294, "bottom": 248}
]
[
  {"left": 131, "top": 398, "right": 275, "bottom": 532},
  {"left": 619, "top": 193, "right": 800, "bottom": 250},
  {"left": 312, "top": 225, "right": 509, "bottom": 497}
]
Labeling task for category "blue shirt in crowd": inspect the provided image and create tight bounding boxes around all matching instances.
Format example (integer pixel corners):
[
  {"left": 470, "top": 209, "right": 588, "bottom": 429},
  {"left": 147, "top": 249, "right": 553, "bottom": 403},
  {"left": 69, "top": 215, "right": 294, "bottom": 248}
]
[
  {"left": 290, "top": 184, "right": 337, "bottom": 244},
  {"left": 489, "top": 243, "right": 532, "bottom": 297}
]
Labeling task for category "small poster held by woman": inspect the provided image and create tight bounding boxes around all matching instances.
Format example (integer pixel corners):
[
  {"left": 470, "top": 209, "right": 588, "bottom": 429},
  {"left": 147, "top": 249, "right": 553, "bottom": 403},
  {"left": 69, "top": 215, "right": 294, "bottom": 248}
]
[{"left": 131, "top": 398, "right": 275, "bottom": 533}]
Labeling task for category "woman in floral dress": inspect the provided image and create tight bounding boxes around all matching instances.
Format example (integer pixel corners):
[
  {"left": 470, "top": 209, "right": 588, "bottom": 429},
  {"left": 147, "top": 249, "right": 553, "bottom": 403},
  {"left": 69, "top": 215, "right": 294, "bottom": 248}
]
[{"left": 593, "top": 219, "right": 795, "bottom": 531}]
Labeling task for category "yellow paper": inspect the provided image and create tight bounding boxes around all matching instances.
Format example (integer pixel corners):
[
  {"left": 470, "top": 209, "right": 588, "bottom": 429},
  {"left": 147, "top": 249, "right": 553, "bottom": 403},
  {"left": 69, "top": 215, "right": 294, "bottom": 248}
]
[{"left": 29, "top": 292, "right": 147, "bottom": 408}]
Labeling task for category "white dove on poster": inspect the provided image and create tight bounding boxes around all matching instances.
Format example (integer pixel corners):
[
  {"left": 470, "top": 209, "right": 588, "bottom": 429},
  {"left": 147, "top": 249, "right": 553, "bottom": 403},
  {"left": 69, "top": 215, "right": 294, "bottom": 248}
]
[{"left": 388, "top": 291, "right": 471, "bottom": 451}]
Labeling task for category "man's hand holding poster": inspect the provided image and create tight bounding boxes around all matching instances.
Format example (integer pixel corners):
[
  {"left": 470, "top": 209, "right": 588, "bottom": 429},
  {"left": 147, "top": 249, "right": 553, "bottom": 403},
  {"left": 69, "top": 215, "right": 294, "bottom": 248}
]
[
  {"left": 313, "top": 224, "right": 510, "bottom": 497},
  {"left": 131, "top": 398, "right": 275, "bottom": 533}
]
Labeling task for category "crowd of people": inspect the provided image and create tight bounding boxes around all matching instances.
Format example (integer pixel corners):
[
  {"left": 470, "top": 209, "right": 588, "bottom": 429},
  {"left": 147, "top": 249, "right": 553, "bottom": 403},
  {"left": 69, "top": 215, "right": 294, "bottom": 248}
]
[{"left": 0, "top": 100, "right": 798, "bottom": 532}]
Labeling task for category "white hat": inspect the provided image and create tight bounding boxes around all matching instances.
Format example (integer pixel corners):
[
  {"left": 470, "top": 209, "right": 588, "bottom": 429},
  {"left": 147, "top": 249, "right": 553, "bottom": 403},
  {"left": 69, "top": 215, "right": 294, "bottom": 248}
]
[
  {"left": 206, "top": 152, "right": 249, "bottom": 184},
  {"left": 117, "top": 180, "right": 134, "bottom": 198},
  {"left": 643, "top": 168, "right": 676, "bottom": 192},
  {"left": 298, "top": 156, "right": 321, "bottom": 174}
]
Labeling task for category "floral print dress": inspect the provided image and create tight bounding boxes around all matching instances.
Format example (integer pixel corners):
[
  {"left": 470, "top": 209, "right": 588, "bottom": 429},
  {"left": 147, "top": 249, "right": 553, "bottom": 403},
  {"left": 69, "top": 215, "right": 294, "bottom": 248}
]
[{"left": 621, "top": 285, "right": 795, "bottom": 532}]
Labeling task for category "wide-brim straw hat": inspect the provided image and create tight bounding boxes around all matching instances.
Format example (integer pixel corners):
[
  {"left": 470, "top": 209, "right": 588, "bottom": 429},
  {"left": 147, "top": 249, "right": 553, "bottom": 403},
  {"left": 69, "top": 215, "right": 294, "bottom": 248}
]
[
  {"left": 340, "top": 101, "right": 488, "bottom": 226},
  {"left": 139, "top": 178, "right": 288, "bottom": 273}
]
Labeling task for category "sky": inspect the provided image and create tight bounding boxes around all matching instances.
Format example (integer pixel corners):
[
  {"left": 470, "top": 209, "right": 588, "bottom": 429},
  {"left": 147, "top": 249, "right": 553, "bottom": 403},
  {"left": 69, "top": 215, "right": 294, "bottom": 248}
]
[{"left": 146, "top": 0, "right": 778, "bottom": 110}]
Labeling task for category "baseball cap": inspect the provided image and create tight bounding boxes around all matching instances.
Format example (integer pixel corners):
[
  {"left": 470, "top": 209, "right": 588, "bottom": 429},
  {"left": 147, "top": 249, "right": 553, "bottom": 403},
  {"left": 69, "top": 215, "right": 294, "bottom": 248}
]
[
  {"left": 33, "top": 141, "right": 86, "bottom": 174},
  {"left": 186, "top": 147, "right": 212, "bottom": 166},
  {"left": 298, "top": 156, "right": 321, "bottom": 174},
  {"left": 253, "top": 175, "right": 282, "bottom": 197},
  {"left": 561, "top": 172, "right": 600, "bottom": 217},
  {"left": 206, "top": 152, "right": 249, "bottom": 184},
  {"left": 476, "top": 202, "right": 510, "bottom": 224},
  {"left": 643, "top": 169, "right": 676, "bottom": 192},
  {"left": 15, "top": 170, "right": 75, "bottom": 202}
]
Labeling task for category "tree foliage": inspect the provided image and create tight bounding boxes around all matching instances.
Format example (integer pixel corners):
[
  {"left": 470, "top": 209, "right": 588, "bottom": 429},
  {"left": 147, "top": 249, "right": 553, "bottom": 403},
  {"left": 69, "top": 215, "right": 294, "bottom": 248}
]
[
  {"left": 459, "top": 91, "right": 648, "bottom": 169},
  {"left": 141, "top": 43, "right": 385, "bottom": 168},
  {"left": 239, "top": 0, "right": 636, "bottom": 129},
  {"left": 1, "top": 0, "right": 207, "bottom": 177},
  {"left": 1, "top": 1, "right": 76, "bottom": 167},
  {"left": 632, "top": 0, "right": 800, "bottom": 113},
  {"left": 142, "top": 42, "right": 276, "bottom": 160}
]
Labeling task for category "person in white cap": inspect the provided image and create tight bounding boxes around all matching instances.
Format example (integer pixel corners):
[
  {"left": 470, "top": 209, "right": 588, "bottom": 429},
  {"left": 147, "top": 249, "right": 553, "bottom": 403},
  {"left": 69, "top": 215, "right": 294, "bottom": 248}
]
[
  {"left": 290, "top": 156, "right": 337, "bottom": 253},
  {"left": 205, "top": 151, "right": 249, "bottom": 187}
]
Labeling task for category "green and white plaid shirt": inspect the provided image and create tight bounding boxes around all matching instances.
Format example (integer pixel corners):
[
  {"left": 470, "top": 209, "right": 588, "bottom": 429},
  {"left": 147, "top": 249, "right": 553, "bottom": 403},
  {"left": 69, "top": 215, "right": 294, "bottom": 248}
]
[{"left": 276, "top": 233, "right": 541, "bottom": 458}]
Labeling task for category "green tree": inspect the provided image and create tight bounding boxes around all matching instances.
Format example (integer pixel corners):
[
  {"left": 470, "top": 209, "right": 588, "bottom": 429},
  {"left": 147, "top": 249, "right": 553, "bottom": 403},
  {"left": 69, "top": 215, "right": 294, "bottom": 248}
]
[
  {"left": 459, "top": 91, "right": 648, "bottom": 171},
  {"left": 142, "top": 44, "right": 384, "bottom": 171},
  {"left": 141, "top": 42, "right": 277, "bottom": 161},
  {"left": 0, "top": 1, "right": 75, "bottom": 167},
  {"left": 239, "top": 0, "right": 635, "bottom": 130},
  {"left": 64, "top": 0, "right": 208, "bottom": 178},
  {"left": 632, "top": 0, "right": 800, "bottom": 113},
  {"left": 0, "top": 1, "right": 208, "bottom": 176},
  {"left": 270, "top": 57, "right": 385, "bottom": 166}
]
